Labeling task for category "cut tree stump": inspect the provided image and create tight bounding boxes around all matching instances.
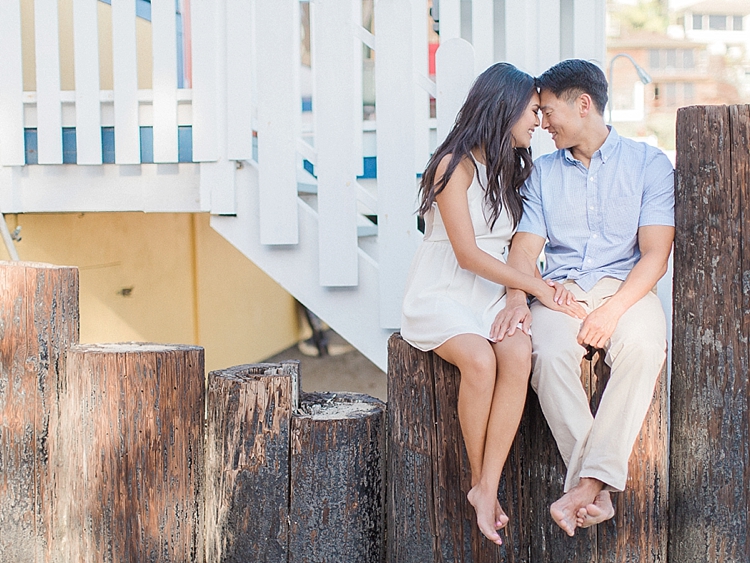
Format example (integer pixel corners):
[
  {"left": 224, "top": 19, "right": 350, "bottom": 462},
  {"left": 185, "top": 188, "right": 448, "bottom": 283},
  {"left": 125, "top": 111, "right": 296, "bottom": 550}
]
[
  {"left": 670, "top": 104, "right": 750, "bottom": 563},
  {"left": 54, "top": 343, "right": 205, "bottom": 563},
  {"left": 387, "top": 332, "right": 667, "bottom": 563},
  {"left": 0, "top": 261, "right": 79, "bottom": 563},
  {"left": 204, "top": 362, "right": 386, "bottom": 563}
]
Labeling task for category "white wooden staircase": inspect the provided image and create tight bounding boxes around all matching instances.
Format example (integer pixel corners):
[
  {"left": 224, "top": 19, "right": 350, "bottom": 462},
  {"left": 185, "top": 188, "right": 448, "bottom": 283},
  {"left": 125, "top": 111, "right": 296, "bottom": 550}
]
[{"left": 0, "top": 0, "right": 606, "bottom": 371}]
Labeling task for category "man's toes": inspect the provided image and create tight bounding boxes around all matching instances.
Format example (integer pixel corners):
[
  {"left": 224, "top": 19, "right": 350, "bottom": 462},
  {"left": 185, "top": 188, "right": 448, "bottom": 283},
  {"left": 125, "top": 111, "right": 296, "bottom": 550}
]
[{"left": 585, "top": 502, "right": 603, "bottom": 517}]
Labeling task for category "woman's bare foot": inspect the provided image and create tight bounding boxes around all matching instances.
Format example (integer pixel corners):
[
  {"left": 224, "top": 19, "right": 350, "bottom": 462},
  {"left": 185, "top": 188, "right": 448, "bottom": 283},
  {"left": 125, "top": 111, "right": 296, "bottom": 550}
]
[
  {"left": 575, "top": 490, "right": 615, "bottom": 528},
  {"left": 467, "top": 484, "right": 508, "bottom": 545},
  {"left": 549, "top": 478, "right": 603, "bottom": 537}
]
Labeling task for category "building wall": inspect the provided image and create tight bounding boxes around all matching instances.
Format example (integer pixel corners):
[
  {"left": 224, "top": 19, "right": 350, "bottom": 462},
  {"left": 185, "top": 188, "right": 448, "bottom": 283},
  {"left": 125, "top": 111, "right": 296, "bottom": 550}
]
[
  {"left": 20, "top": 0, "right": 153, "bottom": 91},
  {"left": 0, "top": 212, "right": 300, "bottom": 372}
]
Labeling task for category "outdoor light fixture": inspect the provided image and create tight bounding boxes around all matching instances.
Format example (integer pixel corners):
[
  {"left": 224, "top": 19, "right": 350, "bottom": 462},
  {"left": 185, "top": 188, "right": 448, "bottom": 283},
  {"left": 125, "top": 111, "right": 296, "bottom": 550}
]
[{"left": 607, "top": 53, "right": 653, "bottom": 124}]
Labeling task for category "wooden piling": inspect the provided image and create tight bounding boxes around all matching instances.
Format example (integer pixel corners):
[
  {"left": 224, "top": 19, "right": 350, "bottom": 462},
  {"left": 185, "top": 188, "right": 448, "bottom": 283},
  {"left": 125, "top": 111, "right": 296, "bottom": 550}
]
[
  {"left": 289, "top": 392, "right": 386, "bottom": 563},
  {"left": 0, "top": 261, "right": 79, "bottom": 563},
  {"left": 54, "top": 343, "right": 205, "bottom": 563},
  {"left": 205, "top": 362, "right": 386, "bottom": 563},
  {"left": 670, "top": 104, "right": 750, "bottom": 563},
  {"left": 204, "top": 362, "right": 298, "bottom": 563},
  {"left": 387, "top": 333, "right": 667, "bottom": 563}
]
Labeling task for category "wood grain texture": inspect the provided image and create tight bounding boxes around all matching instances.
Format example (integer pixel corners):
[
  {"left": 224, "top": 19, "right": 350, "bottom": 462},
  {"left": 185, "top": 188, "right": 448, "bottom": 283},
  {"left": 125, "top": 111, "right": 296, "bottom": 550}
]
[
  {"left": 290, "top": 391, "right": 386, "bottom": 563},
  {"left": 388, "top": 333, "right": 667, "bottom": 562},
  {"left": 204, "top": 362, "right": 297, "bottom": 563},
  {"left": 0, "top": 261, "right": 79, "bottom": 563},
  {"left": 670, "top": 105, "right": 750, "bottom": 563},
  {"left": 55, "top": 343, "right": 205, "bottom": 563},
  {"left": 386, "top": 334, "right": 441, "bottom": 563}
]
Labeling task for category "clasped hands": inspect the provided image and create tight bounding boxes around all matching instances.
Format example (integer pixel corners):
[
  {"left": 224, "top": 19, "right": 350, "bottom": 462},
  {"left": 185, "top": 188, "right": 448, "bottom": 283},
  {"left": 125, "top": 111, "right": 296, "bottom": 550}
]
[{"left": 490, "top": 280, "right": 620, "bottom": 349}]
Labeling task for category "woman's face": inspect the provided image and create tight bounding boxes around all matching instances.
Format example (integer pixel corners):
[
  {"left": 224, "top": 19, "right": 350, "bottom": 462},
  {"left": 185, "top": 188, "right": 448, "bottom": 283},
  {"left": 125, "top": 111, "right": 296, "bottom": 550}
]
[{"left": 510, "top": 92, "right": 541, "bottom": 149}]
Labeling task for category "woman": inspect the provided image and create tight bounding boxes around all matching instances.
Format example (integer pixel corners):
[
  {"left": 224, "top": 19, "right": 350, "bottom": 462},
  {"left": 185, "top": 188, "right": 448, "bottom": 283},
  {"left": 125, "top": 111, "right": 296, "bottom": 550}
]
[{"left": 400, "top": 63, "right": 584, "bottom": 545}]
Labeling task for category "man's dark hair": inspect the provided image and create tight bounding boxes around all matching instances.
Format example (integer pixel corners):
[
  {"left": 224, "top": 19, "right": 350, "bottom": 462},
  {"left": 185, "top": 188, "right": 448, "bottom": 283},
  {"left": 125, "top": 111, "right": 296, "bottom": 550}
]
[{"left": 536, "top": 59, "right": 608, "bottom": 116}]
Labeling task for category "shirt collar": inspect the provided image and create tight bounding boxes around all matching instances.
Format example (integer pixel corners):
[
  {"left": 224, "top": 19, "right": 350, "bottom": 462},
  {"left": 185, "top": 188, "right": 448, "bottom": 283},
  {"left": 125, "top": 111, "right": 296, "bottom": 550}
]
[{"left": 562, "top": 126, "right": 620, "bottom": 165}]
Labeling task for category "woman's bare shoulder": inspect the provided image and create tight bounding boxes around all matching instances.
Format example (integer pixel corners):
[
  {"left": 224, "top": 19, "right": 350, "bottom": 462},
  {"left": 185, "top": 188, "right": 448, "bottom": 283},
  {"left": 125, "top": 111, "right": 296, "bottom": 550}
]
[{"left": 435, "top": 153, "right": 474, "bottom": 189}]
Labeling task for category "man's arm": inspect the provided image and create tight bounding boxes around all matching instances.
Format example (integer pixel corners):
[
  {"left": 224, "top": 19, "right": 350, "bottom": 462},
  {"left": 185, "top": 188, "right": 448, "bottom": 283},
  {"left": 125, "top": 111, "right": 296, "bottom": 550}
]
[
  {"left": 576, "top": 225, "right": 674, "bottom": 348},
  {"left": 490, "top": 232, "right": 587, "bottom": 340}
]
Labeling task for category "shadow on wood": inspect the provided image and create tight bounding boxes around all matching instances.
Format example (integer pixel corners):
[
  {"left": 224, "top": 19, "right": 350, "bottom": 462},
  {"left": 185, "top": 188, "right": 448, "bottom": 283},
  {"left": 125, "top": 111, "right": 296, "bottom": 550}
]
[
  {"left": 387, "top": 333, "right": 667, "bottom": 563},
  {"left": 204, "top": 362, "right": 386, "bottom": 563}
]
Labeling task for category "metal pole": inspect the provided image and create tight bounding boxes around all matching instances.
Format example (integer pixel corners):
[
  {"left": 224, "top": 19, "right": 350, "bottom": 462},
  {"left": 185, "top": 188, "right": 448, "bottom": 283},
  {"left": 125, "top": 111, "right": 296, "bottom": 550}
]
[{"left": 0, "top": 212, "right": 20, "bottom": 261}]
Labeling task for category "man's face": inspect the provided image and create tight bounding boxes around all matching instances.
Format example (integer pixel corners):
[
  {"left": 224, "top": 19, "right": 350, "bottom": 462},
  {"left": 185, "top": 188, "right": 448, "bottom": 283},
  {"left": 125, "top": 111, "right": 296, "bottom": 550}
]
[{"left": 539, "top": 90, "right": 581, "bottom": 150}]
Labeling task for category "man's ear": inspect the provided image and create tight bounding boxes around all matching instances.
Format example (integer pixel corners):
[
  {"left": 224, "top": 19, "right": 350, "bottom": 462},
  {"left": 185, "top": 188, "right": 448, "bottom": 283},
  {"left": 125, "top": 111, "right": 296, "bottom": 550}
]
[{"left": 578, "top": 93, "right": 594, "bottom": 117}]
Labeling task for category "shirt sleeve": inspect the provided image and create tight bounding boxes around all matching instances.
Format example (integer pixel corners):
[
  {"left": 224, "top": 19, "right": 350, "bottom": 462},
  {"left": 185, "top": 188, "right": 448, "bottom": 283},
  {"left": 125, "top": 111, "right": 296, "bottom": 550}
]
[
  {"left": 517, "top": 163, "right": 548, "bottom": 238},
  {"left": 639, "top": 149, "right": 675, "bottom": 227}
]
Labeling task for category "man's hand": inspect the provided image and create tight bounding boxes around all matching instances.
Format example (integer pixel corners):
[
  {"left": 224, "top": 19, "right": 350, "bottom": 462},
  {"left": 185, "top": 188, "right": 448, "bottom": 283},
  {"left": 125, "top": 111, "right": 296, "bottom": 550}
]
[{"left": 576, "top": 303, "right": 621, "bottom": 348}]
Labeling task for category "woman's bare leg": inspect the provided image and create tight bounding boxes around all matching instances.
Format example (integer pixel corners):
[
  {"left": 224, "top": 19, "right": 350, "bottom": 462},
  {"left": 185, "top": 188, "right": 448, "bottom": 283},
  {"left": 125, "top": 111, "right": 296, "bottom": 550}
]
[
  {"left": 434, "top": 332, "right": 531, "bottom": 545},
  {"left": 433, "top": 334, "right": 498, "bottom": 488},
  {"left": 470, "top": 332, "right": 533, "bottom": 544}
]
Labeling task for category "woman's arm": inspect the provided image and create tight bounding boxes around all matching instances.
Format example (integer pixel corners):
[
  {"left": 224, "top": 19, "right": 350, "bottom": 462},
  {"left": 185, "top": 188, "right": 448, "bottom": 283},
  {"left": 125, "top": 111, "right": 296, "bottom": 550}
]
[{"left": 434, "top": 155, "right": 580, "bottom": 314}]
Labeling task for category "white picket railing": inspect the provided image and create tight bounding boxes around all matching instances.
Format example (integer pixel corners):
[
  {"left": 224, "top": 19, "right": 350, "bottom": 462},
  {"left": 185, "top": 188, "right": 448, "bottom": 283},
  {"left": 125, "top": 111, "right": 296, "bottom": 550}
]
[{"left": 0, "top": 0, "right": 607, "bottom": 370}]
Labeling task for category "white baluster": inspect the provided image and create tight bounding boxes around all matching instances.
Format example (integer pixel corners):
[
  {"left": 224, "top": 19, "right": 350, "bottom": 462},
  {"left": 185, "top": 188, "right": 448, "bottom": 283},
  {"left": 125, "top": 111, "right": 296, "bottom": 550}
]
[
  {"left": 573, "top": 0, "right": 606, "bottom": 64},
  {"left": 35, "top": 0, "right": 63, "bottom": 164},
  {"left": 435, "top": 39, "right": 475, "bottom": 146},
  {"left": 375, "top": 0, "right": 420, "bottom": 329},
  {"left": 538, "top": 0, "right": 561, "bottom": 74},
  {"left": 191, "top": 0, "right": 218, "bottom": 162},
  {"left": 438, "top": 0, "right": 461, "bottom": 42},
  {"left": 471, "top": 0, "right": 494, "bottom": 74},
  {"left": 0, "top": 0, "right": 25, "bottom": 166},
  {"left": 112, "top": 0, "right": 140, "bottom": 164},
  {"left": 73, "top": 0, "right": 102, "bottom": 165},
  {"left": 226, "top": 0, "right": 253, "bottom": 161},
  {"left": 352, "top": 0, "right": 364, "bottom": 177},
  {"left": 256, "top": 0, "right": 300, "bottom": 244},
  {"left": 312, "top": 0, "right": 358, "bottom": 286},
  {"left": 413, "top": 0, "right": 431, "bottom": 175},
  {"left": 152, "top": 0, "right": 179, "bottom": 163}
]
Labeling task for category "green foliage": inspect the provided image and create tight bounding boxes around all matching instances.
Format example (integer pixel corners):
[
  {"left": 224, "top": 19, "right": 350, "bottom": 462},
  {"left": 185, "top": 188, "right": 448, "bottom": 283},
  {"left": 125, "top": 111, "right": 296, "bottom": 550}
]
[{"left": 613, "top": 0, "right": 668, "bottom": 34}]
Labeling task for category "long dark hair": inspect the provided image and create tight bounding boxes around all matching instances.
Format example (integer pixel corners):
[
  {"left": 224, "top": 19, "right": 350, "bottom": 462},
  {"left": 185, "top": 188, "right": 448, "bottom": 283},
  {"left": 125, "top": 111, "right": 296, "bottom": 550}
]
[{"left": 418, "top": 62, "right": 536, "bottom": 229}]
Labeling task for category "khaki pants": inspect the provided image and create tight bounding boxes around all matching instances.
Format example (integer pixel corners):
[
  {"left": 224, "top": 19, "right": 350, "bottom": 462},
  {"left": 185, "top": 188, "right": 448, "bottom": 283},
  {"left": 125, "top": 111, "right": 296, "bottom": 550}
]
[{"left": 529, "top": 277, "right": 666, "bottom": 492}]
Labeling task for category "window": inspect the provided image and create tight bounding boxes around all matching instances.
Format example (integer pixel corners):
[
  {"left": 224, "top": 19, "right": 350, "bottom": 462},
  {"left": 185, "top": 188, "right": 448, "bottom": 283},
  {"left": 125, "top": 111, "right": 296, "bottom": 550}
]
[
  {"left": 684, "top": 49, "right": 695, "bottom": 69},
  {"left": 666, "top": 49, "right": 677, "bottom": 68},
  {"left": 683, "top": 83, "right": 695, "bottom": 103},
  {"left": 649, "top": 49, "right": 660, "bottom": 69},
  {"left": 733, "top": 16, "right": 743, "bottom": 31},
  {"left": 709, "top": 15, "right": 727, "bottom": 30},
  {"left": 665, "top": 83, "right": 677, "bottom": 106},
  {"left": 693, "top": 14, "right": 703, "bottom": 29}
]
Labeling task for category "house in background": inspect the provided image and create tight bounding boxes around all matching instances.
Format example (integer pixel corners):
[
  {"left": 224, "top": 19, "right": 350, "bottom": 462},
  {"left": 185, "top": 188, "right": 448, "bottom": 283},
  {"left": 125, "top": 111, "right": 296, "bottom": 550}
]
[{"left": 607, "top": 0, "right": 750, "bottom": 149}]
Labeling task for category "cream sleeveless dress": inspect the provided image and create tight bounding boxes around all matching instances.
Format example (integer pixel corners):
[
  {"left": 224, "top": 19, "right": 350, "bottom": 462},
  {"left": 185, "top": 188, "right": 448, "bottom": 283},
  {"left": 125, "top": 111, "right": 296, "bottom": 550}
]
[{"left": 401, "top": 161, "right": 516, "bottom": 351}]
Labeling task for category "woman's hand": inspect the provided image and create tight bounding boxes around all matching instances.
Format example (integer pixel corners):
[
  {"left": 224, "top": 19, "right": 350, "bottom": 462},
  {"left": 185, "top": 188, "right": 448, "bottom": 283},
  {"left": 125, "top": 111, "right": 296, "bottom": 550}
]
[
  {"left": 532, "top": 279, "right": 587, "bottom": 319},
  {"left": 490, "top": 293, "right": 531, "bottom": 341}
]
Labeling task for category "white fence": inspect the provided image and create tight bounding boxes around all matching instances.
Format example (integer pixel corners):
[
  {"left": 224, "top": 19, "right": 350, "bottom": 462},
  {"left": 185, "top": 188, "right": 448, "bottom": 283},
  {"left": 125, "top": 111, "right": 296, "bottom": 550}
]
[{"left": 0, "top": 0, "right": 606, "bottom": 366}]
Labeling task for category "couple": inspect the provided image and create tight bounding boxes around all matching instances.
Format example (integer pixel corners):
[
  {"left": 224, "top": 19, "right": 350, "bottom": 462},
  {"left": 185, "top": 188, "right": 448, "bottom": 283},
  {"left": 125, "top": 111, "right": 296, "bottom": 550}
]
[{"left": 401, "top": 59, "right": 674, "bottom": 543}]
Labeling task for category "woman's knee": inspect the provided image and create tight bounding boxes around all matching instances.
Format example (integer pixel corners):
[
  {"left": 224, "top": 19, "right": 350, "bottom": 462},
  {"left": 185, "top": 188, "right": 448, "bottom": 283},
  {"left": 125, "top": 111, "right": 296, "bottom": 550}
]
[
  {"left": 494, "top": 333, "right": 532, "bottom": 377},
  {"left": 457, "top": 349, "right": 497, "bottom": 391}
]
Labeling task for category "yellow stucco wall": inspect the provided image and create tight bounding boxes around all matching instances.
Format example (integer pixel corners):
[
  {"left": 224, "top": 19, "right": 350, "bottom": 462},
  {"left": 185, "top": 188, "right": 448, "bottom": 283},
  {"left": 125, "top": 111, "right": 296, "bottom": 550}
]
[
  {"left": 0, "top": 212, "right": 300, "bottom": 372},
  {"left": 21, "top": 0, "right": 153, "bottom": 91}
]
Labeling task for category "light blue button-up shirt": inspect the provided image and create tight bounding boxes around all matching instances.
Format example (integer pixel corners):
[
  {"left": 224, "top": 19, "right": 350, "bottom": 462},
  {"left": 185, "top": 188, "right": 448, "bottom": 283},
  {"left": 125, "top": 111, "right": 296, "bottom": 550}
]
[{"left": 517, "top": 127, "right": 674, "bottom": 292}]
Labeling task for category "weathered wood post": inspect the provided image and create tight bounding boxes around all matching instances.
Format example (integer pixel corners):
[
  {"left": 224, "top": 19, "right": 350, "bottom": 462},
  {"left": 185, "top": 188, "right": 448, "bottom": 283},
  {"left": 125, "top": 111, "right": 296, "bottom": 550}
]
[
  {"left": 205, "top": 362, "right": 386, "bottom": 563},
  {"left": 670, "top": 104, "right": 750, "bottom": 563},
  {"left": 290, "top": 391, "right": 386, "bottom": 563},
  {"left": 0, "top": 262, "right": 79, "bottom": 563},
  {"left": 54, "top": 343, "right": 205, "bottom": 563},
  {"left": 387, "top": 332, "right": 668, "bottom": 563}
]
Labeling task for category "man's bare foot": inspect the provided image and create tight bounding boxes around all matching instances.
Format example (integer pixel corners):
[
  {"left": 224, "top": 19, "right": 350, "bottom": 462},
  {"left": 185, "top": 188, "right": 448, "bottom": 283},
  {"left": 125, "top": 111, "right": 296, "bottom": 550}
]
[
  {"left": 575, "top": 490, "right": 615, "bottom": 528},
  {"left": 549, "top": 478, "right": 603, "bottom": 537},
  {"left": 467, "top": 484, "right": 509, "bottom": 545}
]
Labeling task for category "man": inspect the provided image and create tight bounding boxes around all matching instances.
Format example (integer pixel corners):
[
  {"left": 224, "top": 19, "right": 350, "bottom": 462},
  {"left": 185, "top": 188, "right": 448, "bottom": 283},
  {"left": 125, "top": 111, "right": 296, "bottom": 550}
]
[{"left": 495, "top": 59, "right": 674, "bottom": 536}]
